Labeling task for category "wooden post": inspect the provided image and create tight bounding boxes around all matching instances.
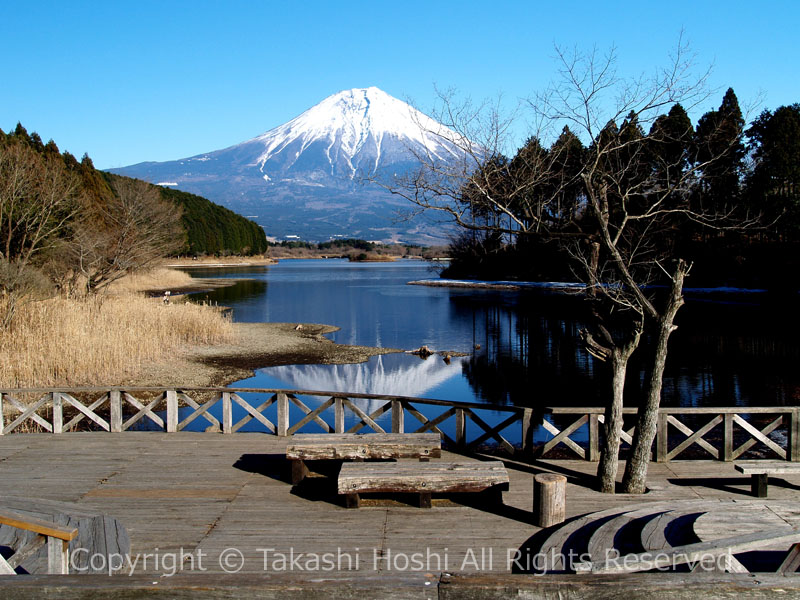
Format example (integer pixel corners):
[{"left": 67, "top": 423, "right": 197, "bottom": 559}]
[
  {"left": 222, "top": 392, "right": 232, "bottom": 434},
  {"left": 334, "top": 397, "right": 345, "bottom": 433},
  {"left": 790, "top": 409, "right": 800, "bottom": 462},
  {"left": 110, "top": 390, "right": 122, "bottom": 433},
  {"left": 52, "top": 392, "right": 63, "bottom": 434},
  {"left": 277, "top": 393, "right": 289, "bottom": 436},
  {"left": 166, "top": 390, "right": 178, "bottom": 433},
  {"left": 0, "top": 392, "right": 5, "bottom": 436},
  {"left": 588, "top": 413, "right": 600, "bottom": 462},
  {"left": 391, "top": 400, "right": 404, "bottom": 434},
  {"left": 418, "top": 491, "right": 432, "bottom": 509},
  {"left": 752, "top": 473, "right": 769, "bottom": 498},
  {"left": 521, "top": 409, "right": 534, "bottom": 456},
  {"left": 723, "top": 413, "right": 734, "bottom": 462},
  {"left": 534, "top": 473, "right": 566, "bottom": 528},
  {"left": 456, "top": 408, "right": 466, "bottom": 449},
  {"left": 656, "top": 411, "right": 669, "bottom": 462},
  {"left": 47, "top": 537, "right": 69, "bottom": 575}
]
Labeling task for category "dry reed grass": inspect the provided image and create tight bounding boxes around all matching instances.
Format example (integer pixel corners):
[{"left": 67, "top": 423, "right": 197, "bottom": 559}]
[
  {"left": 106, "top": 268, "right": 195, "bottom": 294},
  {"left": 0, "top": 293, "right": 234, "bottom": 388}
]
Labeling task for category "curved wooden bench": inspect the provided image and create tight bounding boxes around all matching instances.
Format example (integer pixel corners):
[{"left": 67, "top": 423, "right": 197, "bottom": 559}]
[
  {"left": 576, "top": 527, "right": 800, "bottom": 574},
  {"left": 534, "top": 499, "right": 731, "bottom": 573},
  {"left": 586, "top": 508, "right": 670, "bottom": 560},
  {"left": 640, "top": 509, "right": 704, "bottom": 551}
]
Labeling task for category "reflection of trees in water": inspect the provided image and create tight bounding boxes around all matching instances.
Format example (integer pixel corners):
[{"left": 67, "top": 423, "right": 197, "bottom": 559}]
[
  {"left": 455, "top": 291, "right": 800, "bottom": 409},
  {"left": 193, "top": 279, "right": 268, "bottom": 304},
  {"left": 659, "top": 297, "right": 800, "bottom": 407},
  {"left": 457, "top": 293, "right": 606, "bottom": 409}
]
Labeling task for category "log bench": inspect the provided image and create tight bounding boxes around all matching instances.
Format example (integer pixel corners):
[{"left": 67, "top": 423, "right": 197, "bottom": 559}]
[
  {"left": 285, "top": 433, "right": 441, "bottom": 484},
  {"left": 337, "top": 461, "right": 509, "bottom": 508},
  {"left": 734, "top": 462, "right": 800, "bottom": 498}
]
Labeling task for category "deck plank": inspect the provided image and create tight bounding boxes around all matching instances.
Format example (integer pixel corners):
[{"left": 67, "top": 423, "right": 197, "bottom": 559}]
[{"left": 1, "top": 432, "right": 800, "bottom": 575}]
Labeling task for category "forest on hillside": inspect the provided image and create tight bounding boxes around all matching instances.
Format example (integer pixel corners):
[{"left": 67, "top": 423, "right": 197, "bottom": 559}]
[{"left": 0, "top": 123, "right": 267, "bottom": 324}]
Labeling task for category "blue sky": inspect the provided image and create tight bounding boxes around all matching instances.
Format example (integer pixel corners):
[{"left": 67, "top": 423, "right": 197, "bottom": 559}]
[{"left": 2, "top": 0, "right": 798, "bottom": 170}]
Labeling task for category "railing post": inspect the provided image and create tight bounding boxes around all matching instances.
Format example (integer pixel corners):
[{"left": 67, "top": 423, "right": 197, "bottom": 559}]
[
  {"left": 47, "top": 536, "right": 69, "bottom": 574},
  {"left": 521, "top": 408, "right": 534, "bottom": 456},
  {"left": 334, "top": 397, "right": 345, "bottom": 433},
  {"left": 391, "top": 399, "right": 404, "bottom": 433},
  {"left": 789, "top": 409, "right": 800, "bottom": 462},
  {"left": 222, "top": 392, "right": 232, "bottom": 434},
  {"left": 52, "top": 392, "right": 63, "bottom": 434},
  {"left": 166, "top": 390, "right": 178, "bottom": 433},
  {"left": 723, "top": 413, "right": 734, "bottom": 462},
  {"left": 588, "top": 413, "right": 600, "bottom": 462},
  {"left": 455, "top": 408, "right": 466, "bottom": 449},
  {"left": 656, "top": 411, "right": 669, "bottom": 462},
  {"left": 277, "top": 393, "right": 289, "bottom": 436},
  {"left": 0, "top": 393, "right": 5, "bottom": 435},
  {"left": 110, "top": 390, "right": 122, "bottom": 433}
]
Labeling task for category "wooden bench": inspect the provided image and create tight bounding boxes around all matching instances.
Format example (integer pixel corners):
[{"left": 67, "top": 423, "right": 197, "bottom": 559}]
[
  {"left": 575, "top": 526, "right": 800, "bottom": 574},
  {"left": 285, "top": 433, "right": 441, "bottom": 484},
  {"left": 734, "top": 462, "right": 800, "bottom": 497},
  {"left": 337, "top": 461, "right": 509, "bottom": 508}
]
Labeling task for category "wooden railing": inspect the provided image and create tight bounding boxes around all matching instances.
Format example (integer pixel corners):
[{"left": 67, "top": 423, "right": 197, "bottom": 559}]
[
  {"left": 1, "top": 388, "right": 798, "bottom": 462},
  {"left": 0, "top": 509, "right": 77, "bottom": 575}
]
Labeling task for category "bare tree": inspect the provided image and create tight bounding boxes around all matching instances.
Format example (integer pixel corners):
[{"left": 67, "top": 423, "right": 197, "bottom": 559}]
[
  {"left": 382, "top": 39, "right": 754, "bottom": 493},
  {"left": 0, "top": 140, "right": 80, "bottom": 326},
  {"left": 65, "top": 178, "right": 184, "bottom": 294}
]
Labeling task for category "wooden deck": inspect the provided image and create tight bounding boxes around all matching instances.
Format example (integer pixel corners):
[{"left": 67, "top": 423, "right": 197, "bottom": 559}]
[{"left": 2, "top": 432, "right": 800, "bottom": 577}]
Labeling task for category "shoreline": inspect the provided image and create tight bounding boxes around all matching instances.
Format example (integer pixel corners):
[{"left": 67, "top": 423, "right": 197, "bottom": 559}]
[
  {"left": 121, "top": 322, "right": 402, "bottom": 390},
  {"left": 126, "top": 269, "right": 401, "bottom": 389},
  {"left": 408, "top": 278, "right": 585, "bottom": 291}
]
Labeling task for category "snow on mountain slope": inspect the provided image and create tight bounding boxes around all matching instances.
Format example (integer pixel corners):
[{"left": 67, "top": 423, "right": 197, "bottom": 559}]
[
  {"left": 247, "top": 86, "right": 462, "bottom": 178},
  {"left": 109, "top": 87, "right": 467, "bottom": 243}
]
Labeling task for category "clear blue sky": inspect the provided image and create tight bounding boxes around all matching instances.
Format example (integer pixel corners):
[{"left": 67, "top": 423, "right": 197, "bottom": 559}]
[{"left": 2, "top": 0, "right": 798, "bottom": 170}]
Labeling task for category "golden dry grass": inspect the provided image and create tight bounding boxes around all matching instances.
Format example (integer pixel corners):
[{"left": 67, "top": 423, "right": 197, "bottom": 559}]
[
  {"left": 106, "top": 267, "right": 195, "bottom": 294},
  {"left": 0, "top": 294, "right": 234, "bottom": 388}
]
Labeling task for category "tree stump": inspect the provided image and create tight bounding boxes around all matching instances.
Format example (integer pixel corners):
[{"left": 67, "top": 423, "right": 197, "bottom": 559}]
[{"left": 534, "top": 473, "right": 566, "bottom": 528}]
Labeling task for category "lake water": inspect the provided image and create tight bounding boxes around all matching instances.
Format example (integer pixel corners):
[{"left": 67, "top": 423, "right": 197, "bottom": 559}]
[
  {"left": 187, "top": 259, "right": 799, "bottom": 408},
  {"left": 179, "top": 259, "right": 799, "bottom": 439}
]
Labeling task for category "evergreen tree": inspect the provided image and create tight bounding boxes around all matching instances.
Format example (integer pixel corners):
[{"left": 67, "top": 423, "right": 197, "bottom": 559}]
[
  {"left": 695, "top": 88, "right": 746, "bottom": 214},
  {"left": 746, "top": 104, "right": 800, "bottom": 236},
  {"left": 13, "top": 122, "right": 29, "bottom": 142},
  {"left": 649, "top": 103, "right": 694, "bottom": 180},
  {"left": 44, "top": 139, "right": 60, "bottom": 155}
]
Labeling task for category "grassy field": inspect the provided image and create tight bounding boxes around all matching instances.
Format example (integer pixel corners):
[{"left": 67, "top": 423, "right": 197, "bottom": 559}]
[{"left": 0, "top": 270, "right": 234, "bottom": 388}]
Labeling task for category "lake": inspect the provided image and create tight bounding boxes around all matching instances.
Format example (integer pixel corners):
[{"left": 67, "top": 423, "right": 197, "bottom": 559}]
[{"left": 187, "top": 258, "right": 799, "bottom": 415}]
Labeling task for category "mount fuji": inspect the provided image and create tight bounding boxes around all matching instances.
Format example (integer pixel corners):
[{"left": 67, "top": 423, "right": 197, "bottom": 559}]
[{"left": 109, "top": 87, "right": 466, "bottom": 244}]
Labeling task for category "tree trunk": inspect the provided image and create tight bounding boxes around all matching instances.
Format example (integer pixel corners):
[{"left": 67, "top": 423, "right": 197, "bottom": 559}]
[
  {"left": 621, "top": 260, "right": 689, "bottom": 494},
  {"left": 597, "top": 333, "right": 641, "bottom": 493}
]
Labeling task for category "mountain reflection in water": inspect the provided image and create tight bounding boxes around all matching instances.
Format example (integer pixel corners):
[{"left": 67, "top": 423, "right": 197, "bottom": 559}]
[{"left": 189, "top": 259, "right": 800, "bottom": 410}]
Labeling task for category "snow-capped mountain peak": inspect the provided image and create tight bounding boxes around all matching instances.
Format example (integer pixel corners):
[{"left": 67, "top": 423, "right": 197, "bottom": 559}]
[
  {"left": 241, "top": 86, "right": 461, "bottom": 179},
  {"left": 109, "top": 87, "right": 467, "bottom": 244}
]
